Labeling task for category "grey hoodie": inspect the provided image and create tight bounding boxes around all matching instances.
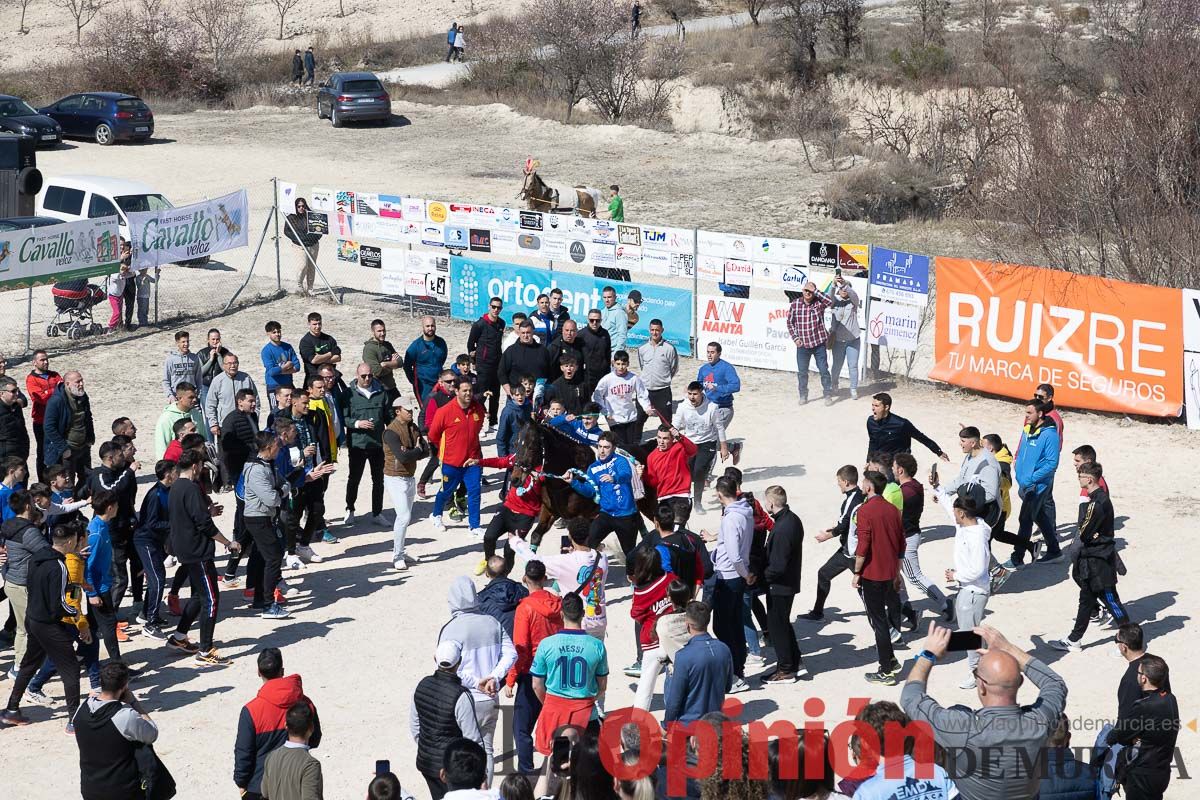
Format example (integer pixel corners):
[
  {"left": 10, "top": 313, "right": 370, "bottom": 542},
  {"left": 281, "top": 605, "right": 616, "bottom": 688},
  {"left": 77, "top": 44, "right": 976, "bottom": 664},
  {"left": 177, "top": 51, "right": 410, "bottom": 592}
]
[
  {"left": 1, "top": 516, "right": 50, "bottom": 586},
  {"left": 712, "top": 497, "right": 753, "bottom": 580},
  {"left": 162, "top": 351, "right": 203, "bottom": 399},
  {"left": 437, "top": 576, "right": 517, "bottom": 702},
  {"left": 943, "top": 449, "right": 1000, "bottom": 504}
]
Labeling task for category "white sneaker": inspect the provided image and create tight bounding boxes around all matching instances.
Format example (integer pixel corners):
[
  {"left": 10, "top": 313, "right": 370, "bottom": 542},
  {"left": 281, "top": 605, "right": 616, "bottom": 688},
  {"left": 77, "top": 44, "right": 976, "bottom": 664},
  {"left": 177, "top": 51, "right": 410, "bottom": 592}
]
[
  {"left": 728, "top": 678, "right": 751, "bottom": 694},
  {"left": 469, "top": 527, "right": 485, "bottom": 538},
  {"left": 393, "top": 559, "right": 409, "bottom": 572},
  {"left": 285, "top": 554, "right": 304, "bottom": 570},
  {"left": 431, "top": 516, "right": 446, "bottom": 532},
  {"left": 958, "top": 675, "right": 977, "bottom": 690},
  {"left": 744, "top": 654, "right": 767, "bottom": 670},
  {"left": 296, "top": 545, "right": 323, "bottom": 564},
  {"left": 165, "top": 556, "right": 178, "bottom": 569},
  {"left": 1047, "top": 638, "right": 1081, "bottom": 653},
  {"left": 890, "top": 627, "right": 903, "bottom": 645}
]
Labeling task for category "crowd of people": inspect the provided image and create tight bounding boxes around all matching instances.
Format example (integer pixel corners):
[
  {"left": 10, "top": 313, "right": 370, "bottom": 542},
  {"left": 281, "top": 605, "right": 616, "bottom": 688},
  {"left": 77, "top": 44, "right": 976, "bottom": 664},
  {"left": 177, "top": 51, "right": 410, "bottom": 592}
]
[{"left": 0, "top": 280, "right": 1182, "bottom": 800}]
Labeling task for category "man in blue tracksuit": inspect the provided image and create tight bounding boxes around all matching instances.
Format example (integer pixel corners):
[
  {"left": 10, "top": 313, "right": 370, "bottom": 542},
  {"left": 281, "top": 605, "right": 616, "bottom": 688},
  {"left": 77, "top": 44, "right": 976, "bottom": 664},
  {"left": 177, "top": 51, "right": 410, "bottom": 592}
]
[
  {"left": 547, "top": 402, "right": 604, "bottom": 447},
  {"left": 403, "top": 316, "right": 448, "bottom": 411},
  {"left": 696, "top": 342, "right": 740, "bottom": 437},
  {"left": 570, "top": 433, "right": 646, "bottom": 559},
  {"left": 1007, "top": 398, "right": 1061, "bottom": 569}
]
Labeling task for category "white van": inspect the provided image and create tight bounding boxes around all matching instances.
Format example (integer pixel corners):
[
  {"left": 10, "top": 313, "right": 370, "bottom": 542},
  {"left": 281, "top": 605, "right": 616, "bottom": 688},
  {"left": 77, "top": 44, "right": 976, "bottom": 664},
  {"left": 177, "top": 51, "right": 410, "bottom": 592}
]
[{"left": 36, "top": 174, "right": 207, "bottom": 264}]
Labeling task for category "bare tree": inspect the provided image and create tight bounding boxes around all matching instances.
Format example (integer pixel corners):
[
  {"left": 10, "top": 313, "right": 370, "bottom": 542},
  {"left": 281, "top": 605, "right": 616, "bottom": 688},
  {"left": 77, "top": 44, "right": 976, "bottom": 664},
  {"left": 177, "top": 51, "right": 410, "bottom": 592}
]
[
  {"left": 268, "top": 0, "right": 302, "bottom": 39},
  {"left": 13, "top": 0, "right": 35, "bottom": 33},
  {"left": 746, "top": 0, "right": 769, "bottom": 26},
  {"left": 909, "top": 0, "right": 949, "bottom": 47},
  {"left": 825, "top": 0, "right": 863, "bottom": 57},
  {"left": 184, "top": 0, "right": 262, "bottom": 70},
  {"left": 55, "top": 0, "right": 112, "bottom": 43},
  {"left": 775, "top": 0, "right": 825, "bottom": 83},
  {"left": 528, "top": 0, "right": 612, "bottom": 119}
]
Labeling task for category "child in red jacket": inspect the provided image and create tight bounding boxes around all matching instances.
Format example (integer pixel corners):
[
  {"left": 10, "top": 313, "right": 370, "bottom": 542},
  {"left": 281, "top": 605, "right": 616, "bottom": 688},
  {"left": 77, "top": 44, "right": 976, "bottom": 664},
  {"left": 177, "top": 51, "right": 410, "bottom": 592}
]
[
  {"left": 471, "top": 452, "right": 547, "bottom": 575},
  {"left": 629, "top": 547, "right": 677, "bottom": 710}
]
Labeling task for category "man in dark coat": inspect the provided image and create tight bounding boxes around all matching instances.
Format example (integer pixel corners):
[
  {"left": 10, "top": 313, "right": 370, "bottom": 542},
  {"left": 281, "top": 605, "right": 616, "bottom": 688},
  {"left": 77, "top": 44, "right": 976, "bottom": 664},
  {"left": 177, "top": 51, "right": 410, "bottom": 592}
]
[
  {"left": 303, "top": 46, "right": 315, "bottom": 86},
  {"left": 761, "top": 485, "right": 805, "bottom": 683},
  {"left": 577, "top": 310, "right": 612, "bottom": 399},
  {"left": 43, "top": 371, "right": 95, "bottom": 492},
  {"left": 467, "top": 299, "right": 506, "bottom": 429},
  {"left": 475, "top": 556, "right": 528, "bottom": 639},
  {"left": 0, "top": 376, "right": 29, "bottom": 465},
  {"left": 290, "top": 50, "right": 303, "bottom": 84}
]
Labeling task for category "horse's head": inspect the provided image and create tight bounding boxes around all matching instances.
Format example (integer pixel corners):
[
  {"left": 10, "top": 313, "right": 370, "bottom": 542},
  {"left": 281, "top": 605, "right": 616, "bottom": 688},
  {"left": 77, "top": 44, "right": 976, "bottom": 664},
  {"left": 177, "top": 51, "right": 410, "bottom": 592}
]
[{"left": 513, "top": 422, "right": 544, "bottom": 471}]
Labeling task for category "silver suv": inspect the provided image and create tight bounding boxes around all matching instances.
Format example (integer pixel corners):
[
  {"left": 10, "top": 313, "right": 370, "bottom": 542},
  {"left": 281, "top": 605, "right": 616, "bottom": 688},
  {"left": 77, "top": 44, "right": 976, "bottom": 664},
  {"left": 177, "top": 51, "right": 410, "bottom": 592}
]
[{"left": 316, "top": 72, "right": 391, "bottom": 128}]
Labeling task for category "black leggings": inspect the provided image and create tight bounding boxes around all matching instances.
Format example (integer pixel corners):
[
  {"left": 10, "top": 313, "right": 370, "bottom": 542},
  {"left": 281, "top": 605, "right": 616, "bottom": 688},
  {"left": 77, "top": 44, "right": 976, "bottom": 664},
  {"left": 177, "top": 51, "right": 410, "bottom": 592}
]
[
  {"left": 483, "top": 508, "right": 536, "bottom": 572},
  {"left": 7, "top": 620, "right": 80, "bottom": 716},
  {"left": 688, "top": 442, "right": 718, "bottom": 505},
  {"left": 176, "top": 560, "right": 220, "bottom": 652},
  {"left": 587, "top": 512, "right": 647, "bottom": 562},
  {"left": 811, "top": 549, "right": 854, "bottom": 614}
]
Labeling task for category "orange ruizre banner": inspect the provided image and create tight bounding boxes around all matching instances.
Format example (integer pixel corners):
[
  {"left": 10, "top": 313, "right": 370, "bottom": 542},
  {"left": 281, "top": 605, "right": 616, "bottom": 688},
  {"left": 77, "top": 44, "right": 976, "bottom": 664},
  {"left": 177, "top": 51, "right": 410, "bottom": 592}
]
[{"left": 931, "top": 257, "right": 1183, "bottom": 416}]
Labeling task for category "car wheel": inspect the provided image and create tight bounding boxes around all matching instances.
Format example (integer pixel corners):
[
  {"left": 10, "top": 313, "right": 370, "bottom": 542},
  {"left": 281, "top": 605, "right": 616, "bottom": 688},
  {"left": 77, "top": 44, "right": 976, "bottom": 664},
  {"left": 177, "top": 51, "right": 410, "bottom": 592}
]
[
  {"left": 94, "top": 123, "right": 114, "bottom": 145},
  {"left": 331, "top": 107, "right": 343, "bottom": 128}
]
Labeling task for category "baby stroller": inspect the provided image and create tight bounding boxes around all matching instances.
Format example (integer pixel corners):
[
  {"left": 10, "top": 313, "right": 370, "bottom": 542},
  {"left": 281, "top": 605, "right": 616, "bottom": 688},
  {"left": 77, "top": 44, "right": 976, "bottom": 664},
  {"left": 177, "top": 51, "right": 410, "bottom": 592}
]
[{"left": 48, "top": 278, "right": 106, "bottom": 340}]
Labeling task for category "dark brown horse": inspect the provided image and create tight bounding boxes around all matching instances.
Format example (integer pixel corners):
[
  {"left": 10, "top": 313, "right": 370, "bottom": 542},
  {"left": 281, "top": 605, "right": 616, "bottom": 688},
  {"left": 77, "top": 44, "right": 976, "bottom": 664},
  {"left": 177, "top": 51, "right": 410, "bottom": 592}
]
[
  {"left": 518, "top": 166, "right": 603, "bottom": 218},
  {"left": 511, "top": 421, "right": 660, "bottom": 546}
]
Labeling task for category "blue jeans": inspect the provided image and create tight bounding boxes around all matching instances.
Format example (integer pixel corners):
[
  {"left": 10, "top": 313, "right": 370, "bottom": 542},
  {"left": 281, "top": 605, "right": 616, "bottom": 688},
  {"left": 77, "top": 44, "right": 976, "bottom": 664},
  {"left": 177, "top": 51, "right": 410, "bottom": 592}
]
[
  {"left": 433, "top": 463, "right": 482, "bottom": 529},
  {"left": 795, "top": 345, "right": 832, "bottom": 400},
  {"left": 831, "top": 337, "right": 860, "bottom": 391},
  {"left": 30, "top": 627, "right": 99, "bottom": 693},
  {"left": 742, "top": 590, "right": 761, "bottom": 656},
  {"left": 1015, "top": 485, "right": 1058, "bottom": 564}
]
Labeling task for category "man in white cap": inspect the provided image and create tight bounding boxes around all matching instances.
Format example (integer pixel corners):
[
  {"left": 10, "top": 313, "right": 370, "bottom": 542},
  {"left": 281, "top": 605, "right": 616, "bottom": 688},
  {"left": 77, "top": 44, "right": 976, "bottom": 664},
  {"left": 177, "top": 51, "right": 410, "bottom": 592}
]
[
  {"left": 382, "top": 392, "right": 429, "bottom": 572},
  {"left": 409, "top": 639, "right": 485, "bottom": 800}
]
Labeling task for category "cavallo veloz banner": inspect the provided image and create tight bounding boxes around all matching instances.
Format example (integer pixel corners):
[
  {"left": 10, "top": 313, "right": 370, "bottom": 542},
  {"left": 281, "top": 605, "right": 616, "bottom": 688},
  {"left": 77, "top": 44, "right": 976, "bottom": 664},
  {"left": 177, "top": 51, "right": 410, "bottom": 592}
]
[
  {"left": 128, "top": 189, "right": 249, "bottom": 268},
  {"left": 0, "top": 218, "right": 121, "bottom": 289},
  {"left": 931, "top": 257, "right": 1183, "bottom": 417}
]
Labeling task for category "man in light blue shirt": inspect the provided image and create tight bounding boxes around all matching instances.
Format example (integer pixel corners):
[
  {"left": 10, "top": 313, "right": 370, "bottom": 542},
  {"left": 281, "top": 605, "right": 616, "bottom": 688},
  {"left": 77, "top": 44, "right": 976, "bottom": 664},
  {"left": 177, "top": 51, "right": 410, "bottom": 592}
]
[{"left": 531, "top": 593, "right": 608, "bottom": 755}]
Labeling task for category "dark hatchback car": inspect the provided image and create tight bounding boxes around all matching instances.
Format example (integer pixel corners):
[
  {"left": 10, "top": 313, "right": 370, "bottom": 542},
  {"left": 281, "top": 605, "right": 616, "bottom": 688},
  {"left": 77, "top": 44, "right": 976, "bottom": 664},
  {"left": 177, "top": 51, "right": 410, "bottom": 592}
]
[
  {"left": 39, "top": 92, "right": 154, "bottom": 145},
  {"left": 0, "top": 96, "right": 63, "bottom": 147},
  {"left": 316, "top": 72, "right": 391, "bottom": 128},
  {"left": 0, "top": 215, "right": 62, "bottom": 232}
]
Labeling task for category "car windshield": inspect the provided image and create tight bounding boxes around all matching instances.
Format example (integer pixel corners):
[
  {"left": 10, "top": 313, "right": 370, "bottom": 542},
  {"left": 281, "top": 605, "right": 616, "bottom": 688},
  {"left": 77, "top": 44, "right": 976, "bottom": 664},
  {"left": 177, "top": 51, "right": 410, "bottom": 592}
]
[
  {"left": 341, "top": 80, "right": 383, "bottom": 93},
  {"left": 0, "top": 99, "right": 38, "bottom": 117},
  {"left": 116, "top": 98, "right": 149, "bottom": 111},
  {"left": 113, "top": 194, "right": 171, "bottom": 213}
]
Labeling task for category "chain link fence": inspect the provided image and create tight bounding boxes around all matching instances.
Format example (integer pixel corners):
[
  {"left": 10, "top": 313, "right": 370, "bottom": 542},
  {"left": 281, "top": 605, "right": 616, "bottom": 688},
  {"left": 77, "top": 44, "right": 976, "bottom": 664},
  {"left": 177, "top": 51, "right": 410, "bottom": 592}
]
[{"left": 0, "top": 180, "right": 283, "bottom": 360}]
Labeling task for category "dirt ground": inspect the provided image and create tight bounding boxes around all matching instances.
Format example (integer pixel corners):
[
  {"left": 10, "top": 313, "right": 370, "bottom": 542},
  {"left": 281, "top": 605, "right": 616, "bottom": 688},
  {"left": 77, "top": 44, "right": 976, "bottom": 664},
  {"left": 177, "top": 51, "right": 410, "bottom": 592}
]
[{"left": 0, "top": 292, "right": 1195, "bottom": 798}]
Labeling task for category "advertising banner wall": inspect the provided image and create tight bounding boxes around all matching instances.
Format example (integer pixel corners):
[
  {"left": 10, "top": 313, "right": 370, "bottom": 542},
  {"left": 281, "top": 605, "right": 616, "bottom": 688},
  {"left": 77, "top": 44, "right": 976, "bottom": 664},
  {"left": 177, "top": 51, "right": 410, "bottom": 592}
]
[
  {"left": 931, "top": 257, "right": 1183, "bottom": 416},
  {"left": 129, "top": 189, "right": 249, "bottom": 268},
  {"left": 0, "top": 218, "right": 121, "bottom": 288},
  {"left": 450, "top": 256, "right": 693, "bottom": 354},
  {"left": 869, "top": 246, "right": 930, "bottom": 305}
]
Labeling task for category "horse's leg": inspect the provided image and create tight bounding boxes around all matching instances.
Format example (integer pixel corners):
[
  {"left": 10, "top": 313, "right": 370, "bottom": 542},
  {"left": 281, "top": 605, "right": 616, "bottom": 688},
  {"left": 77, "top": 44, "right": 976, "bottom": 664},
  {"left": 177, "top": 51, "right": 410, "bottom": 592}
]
[{"left": 530, "top": 504, "right": 554, "bottom": 549}]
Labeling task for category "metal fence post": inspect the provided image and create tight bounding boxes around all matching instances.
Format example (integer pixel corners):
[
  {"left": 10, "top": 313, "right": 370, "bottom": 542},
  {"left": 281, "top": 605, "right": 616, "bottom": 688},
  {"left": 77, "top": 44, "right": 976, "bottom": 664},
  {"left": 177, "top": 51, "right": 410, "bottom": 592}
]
[
  {"left": 25, "top": 287, "right": 33, "bottom": 354},
  {"left": 690, "top": 228, "right": 699, "bottom": 357},
  {"left": 273, "top": 178, "right": 282, "bottom": 291}
]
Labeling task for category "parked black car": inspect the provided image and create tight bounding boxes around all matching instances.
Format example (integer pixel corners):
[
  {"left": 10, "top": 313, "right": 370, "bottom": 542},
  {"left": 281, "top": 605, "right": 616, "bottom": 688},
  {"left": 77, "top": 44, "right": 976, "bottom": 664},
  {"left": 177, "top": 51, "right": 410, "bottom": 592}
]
[
  {"left": 0, "top": 96, "right": 63, "bottom": 147},
  {"left": 0, "top": 215, "right": 63, "bottom": 232},
  {"left": 39, "top": 92, "right": 154, "bottom": 145},
  {"left": 316, "top": 72, "right": 391, "bottom": 128}
]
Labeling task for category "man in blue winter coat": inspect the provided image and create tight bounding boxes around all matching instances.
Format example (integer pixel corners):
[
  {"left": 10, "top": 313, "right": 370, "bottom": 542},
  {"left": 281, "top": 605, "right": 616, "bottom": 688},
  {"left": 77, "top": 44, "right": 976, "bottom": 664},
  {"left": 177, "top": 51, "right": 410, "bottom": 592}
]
[
  {"left": 404, "top": 316, "right": 448, "bottom": 411},
  {"left": 1005, "top": 398, "right": 1061, "bottom": 569}
]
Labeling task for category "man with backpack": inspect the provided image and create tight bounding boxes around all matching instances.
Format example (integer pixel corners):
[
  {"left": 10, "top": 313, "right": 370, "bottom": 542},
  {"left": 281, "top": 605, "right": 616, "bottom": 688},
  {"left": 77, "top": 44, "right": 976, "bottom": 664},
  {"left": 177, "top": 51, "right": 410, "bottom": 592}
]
[
  {"left": 652, "top": 503, "right": 710, "bottom": 598},
  {"left": 75, "top": 661, "right": 164, "bottom": 799}
]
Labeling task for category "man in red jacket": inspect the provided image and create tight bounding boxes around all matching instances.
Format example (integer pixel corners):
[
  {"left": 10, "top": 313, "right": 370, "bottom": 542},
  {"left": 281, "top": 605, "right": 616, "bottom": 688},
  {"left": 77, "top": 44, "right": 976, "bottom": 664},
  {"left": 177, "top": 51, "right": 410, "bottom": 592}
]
[
  {"left": 851, "top": 470, "right": 907, "bottom": 686},
  {"left": 427, "top": 377, "right": 486, "bottom": 535},
  {"left": 234, "top": 647, "right": 321, "bottom": 800},
  {"left": 25, "top": 350, "right": 62, "bottom": 482},
  {"left": 641, "top": 425, "right": 697, "bottom": 527},
  {"left": 505, "top": 561, "right": 562, "bottom": 774},
  {"left": 474, "top": 452, "right": 546, "bottom": 575}
]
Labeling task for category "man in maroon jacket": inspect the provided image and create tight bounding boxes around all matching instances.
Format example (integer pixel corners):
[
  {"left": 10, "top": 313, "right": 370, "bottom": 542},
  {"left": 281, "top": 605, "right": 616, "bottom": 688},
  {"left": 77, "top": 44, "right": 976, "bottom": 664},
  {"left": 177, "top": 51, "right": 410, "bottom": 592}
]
[
  {"left": 234, "top": 647, "right": 322, "bottom": 800},
  {"left": 852, "top": 470, "right": 907, "bottom": 686}
]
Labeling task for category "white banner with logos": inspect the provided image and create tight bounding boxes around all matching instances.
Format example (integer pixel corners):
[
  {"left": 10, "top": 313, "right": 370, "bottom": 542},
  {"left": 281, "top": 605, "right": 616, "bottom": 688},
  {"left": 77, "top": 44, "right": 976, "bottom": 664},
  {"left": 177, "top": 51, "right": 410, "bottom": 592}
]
[
  {"left": 381, "top": 250, "right": 450, "bottom": 300},
  {"left": 866, "top": 299, "right": 922, "bottom": 350},
  {"left": 129, "top": 189, "right": 249, "bottom": 268},
  {"left": 0, "top": 218, "right": 121, "bottom": 289}
]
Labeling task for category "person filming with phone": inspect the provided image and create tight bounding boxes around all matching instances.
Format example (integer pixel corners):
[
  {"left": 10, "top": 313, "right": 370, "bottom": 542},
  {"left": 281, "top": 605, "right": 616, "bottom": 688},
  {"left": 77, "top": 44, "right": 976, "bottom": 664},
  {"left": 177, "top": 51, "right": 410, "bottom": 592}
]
[{"left": 901, "top": 623, "right": 1068, "bottom": 800}]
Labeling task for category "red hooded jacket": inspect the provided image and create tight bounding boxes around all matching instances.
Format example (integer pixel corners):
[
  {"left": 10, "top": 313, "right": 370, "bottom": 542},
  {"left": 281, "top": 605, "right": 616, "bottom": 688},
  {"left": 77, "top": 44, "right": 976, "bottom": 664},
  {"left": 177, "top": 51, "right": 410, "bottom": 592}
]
[
  {"left": 508, "top": 589, "right": 563, "bottom": 687},
  {"left": 631, "top": 572, "right": 677, "bottom": 649},
  {"left": 233, "top": 674, "right": 322, "bottom": 793},
  {"left": 25, "top": 370, "right": 62, "bottom": 425}
]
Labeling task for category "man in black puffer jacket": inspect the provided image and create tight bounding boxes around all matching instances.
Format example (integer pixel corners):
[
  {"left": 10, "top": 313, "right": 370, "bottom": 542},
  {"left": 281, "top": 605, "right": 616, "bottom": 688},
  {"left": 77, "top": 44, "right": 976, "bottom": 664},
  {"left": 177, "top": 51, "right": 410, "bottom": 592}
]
[
  {"left": 409, "top": 640, "right": 485, "bottom": 800},
  {"left": 467, "top": 301, "right": 506, "bottom": 429},
  {"left": 497, "top": 322, "right": 554, "bottom": 396}
]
